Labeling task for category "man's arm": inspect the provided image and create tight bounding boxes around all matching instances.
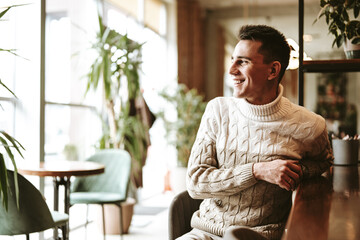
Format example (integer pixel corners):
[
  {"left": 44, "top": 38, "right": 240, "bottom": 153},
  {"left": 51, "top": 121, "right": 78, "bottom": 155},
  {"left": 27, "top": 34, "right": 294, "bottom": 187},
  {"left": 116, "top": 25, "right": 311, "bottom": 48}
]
[
  {"left": 253, "top": 160, "right": 302, "bottom": 191},
  {"left": 299, "top": 129, "right": 333, "bottom": 178},
  {"left": 253, "top": 129, "right": 333, "bottom": 191},
  {"left": 186, "top": 100, "right": 258, "bottom": 199}
]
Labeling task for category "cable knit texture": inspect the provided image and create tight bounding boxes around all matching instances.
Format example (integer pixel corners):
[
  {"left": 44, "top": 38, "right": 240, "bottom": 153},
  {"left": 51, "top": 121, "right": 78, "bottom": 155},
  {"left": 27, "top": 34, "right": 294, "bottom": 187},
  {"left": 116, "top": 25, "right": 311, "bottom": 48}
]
[{"left": 186, "top": 85, "right": 333, "bottom": 240}]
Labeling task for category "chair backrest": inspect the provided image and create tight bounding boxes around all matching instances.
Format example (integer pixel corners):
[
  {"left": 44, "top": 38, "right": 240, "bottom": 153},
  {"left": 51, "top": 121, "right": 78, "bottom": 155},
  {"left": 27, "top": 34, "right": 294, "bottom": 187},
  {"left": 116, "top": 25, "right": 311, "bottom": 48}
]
[
  {"left": 0, "top": 170, "right": 55, "bottom": 236},
  {"left": 71, "top": 149, "right": 132, "bottom": 200},
  {"left": 168, "top": 190, "right": 203, "bottom": 240}
]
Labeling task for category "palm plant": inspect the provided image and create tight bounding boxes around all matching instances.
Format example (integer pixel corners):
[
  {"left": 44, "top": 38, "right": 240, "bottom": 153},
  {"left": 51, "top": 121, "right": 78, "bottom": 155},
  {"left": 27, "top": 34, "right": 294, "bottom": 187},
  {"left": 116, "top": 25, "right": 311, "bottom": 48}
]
[
  {"left": 85, "top": 13, "right": 149, "bottom": 187},
  {"left": 0, "top": 5, "right": 25, "bottom": 209}
]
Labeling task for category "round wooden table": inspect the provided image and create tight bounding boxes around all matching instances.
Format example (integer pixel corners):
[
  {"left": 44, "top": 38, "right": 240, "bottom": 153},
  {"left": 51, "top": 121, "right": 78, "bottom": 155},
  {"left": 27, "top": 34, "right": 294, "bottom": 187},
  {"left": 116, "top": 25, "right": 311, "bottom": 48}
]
[
  {"left": 18, "top": 160, "right": 105, "bottom": 178},
  {"left": 18, "top": 160, "right": 105, "bottom": 240}
]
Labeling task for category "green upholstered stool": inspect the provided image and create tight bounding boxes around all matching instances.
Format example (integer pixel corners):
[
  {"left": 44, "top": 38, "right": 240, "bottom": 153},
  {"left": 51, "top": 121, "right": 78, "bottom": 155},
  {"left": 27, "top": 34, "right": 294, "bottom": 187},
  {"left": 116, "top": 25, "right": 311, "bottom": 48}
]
[
  {"left": 70, "top": 149, "right": 132, "bottom": 240},
  {"left": 0, "top": 170, "right": 69, "bottom": 240}
]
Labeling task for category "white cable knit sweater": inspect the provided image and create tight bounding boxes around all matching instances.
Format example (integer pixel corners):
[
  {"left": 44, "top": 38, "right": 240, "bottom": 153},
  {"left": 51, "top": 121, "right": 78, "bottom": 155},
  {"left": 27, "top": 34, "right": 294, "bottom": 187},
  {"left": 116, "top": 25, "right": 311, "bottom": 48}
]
[{"left": 186, "top": 85, "right": 333, "bottom": 240}]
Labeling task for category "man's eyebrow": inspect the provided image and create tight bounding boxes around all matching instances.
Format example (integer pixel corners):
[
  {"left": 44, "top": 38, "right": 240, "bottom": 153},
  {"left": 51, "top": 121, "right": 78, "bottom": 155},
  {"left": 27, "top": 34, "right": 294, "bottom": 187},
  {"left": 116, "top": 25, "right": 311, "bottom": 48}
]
[{"left": 231, "top": 56, "right": 252, "bottom": 61}]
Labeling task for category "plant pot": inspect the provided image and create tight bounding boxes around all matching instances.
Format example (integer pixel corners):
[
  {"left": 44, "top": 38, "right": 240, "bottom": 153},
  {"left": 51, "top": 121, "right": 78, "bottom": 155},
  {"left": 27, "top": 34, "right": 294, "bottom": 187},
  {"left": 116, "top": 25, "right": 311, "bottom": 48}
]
[
  {"left": 344, "top": 39, "right": 360, "bottom": 59},
  {"left": 170, "top": 166, "right": 187, "bottom": 194},
  {"left": 96, "top": 197, "right": 136, "bottom": 234},
  {"left": 331, "top": 139, "right": 359, "bottom": 166}
]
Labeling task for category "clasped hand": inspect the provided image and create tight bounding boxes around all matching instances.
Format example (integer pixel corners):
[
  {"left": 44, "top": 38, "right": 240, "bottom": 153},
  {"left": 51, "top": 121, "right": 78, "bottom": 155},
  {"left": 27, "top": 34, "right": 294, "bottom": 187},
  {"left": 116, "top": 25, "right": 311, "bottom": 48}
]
[{"left": 253, "top": 160, "right": 302, "bottom": 191}]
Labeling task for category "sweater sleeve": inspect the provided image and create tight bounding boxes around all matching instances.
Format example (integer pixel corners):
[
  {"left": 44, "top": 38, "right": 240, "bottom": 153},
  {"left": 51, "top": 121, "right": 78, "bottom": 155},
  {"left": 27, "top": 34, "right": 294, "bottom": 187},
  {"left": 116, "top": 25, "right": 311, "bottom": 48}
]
[
  {"left": 186, "top": 99, "right": 257, "bottom": 199},
  {"left": 300, "top": 124, "right": 334, "bottom": 178}
]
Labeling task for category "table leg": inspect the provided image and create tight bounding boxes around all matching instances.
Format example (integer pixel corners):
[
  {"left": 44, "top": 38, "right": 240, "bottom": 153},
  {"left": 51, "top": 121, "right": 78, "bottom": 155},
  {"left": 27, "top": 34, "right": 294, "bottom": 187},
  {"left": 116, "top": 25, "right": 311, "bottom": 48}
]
[
  {"left": 52, "top": 177, "right": 71, "bottom": 240},
  {"left": 63, "top": 177, "right": 70, "bottom": 214},
  {"left": 53, "top": 177, "right": 60, "bottom": 239},
  {"left": 63, "top": 177, "right": 70, "bottom": 240}
]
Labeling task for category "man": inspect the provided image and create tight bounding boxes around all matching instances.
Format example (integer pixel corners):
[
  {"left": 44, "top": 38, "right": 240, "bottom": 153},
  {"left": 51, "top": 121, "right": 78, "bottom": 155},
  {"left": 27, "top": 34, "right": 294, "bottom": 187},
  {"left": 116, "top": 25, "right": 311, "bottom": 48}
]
[{"left": 179, "top": 25, "right": 333, "bottom": 240}]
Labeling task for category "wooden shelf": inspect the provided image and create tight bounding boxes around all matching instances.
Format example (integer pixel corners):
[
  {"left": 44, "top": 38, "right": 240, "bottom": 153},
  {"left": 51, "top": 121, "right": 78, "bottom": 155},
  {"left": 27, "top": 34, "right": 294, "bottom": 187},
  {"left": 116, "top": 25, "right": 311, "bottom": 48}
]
[{"left": 302, "top": 59, "right": 360, "bottom": 73}]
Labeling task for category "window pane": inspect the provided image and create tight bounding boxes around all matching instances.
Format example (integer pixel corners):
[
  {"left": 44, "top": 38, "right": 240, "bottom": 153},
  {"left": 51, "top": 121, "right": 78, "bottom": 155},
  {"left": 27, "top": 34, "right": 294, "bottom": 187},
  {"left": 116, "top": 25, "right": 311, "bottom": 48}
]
[
  {"left": 46, "top": 0, "right": 100, "bottom": 106},
  {"left": 45, "top": 15, "right": 72, "bottom": 103},
  {"left": 45, "top": 104, "right": 101, "bottom": 162}
]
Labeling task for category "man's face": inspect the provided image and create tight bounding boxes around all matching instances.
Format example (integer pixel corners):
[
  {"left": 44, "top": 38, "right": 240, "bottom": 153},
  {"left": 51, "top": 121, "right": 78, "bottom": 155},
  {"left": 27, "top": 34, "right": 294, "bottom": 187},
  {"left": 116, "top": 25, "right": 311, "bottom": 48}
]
[{"left": 229, "top": 40, "right": 274, "bottom": 105}]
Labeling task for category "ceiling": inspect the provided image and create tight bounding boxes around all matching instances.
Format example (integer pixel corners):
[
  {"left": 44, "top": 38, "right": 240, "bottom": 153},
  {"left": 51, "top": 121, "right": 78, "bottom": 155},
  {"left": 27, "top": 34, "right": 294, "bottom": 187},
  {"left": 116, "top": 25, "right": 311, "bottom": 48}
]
[
  {"left": 195, "top": 0, "right": 338, "bottom": 59},
  {"left": 197, "top": 0, "right": 319, "bottom": 10}
]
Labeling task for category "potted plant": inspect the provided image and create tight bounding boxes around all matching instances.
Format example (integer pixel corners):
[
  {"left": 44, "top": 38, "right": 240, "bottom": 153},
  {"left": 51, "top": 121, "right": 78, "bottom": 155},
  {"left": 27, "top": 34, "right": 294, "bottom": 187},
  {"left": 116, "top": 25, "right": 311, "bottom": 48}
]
[
  {"left": 158, "top": 84, "right": 207, "bottom": 193},
  {"left": 85, "top": 12, "right": 150, "bottom": 188},
  {"left": 315, "top": 0, "right": 360, "bottom": 58},
  {"left": 84, "top": 11, "right": 152, "bottom": 234},
  {"left": 0, "top": 5, "right": 25, "bottom": 209}
]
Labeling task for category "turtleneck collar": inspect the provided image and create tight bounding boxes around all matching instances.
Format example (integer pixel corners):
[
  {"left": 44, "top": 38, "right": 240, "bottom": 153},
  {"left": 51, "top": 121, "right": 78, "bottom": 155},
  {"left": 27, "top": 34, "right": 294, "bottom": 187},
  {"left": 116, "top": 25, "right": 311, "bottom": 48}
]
[{"left": 233, "top": 84, "right": 291, "bottom": 122}]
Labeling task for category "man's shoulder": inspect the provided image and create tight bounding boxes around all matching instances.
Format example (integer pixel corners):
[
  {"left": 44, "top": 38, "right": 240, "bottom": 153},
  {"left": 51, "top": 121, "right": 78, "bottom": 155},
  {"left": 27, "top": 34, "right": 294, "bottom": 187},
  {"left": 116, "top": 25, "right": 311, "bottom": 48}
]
[
  {"left": 290, "top": 102, "right": 325, "bottom": 123},
  {"left": 286, "top": 101, "right": 326, "bottom": 137}
]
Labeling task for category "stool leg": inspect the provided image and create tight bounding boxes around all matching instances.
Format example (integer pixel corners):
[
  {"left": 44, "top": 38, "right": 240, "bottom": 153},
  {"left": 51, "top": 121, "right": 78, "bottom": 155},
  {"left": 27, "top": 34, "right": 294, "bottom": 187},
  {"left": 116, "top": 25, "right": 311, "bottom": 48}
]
[
  {"left": 119, "top": 204, "right": 123, "bottom": 240},
  {"left": 102, "top": 204, "right": 106, "bottom": 240},
  {"left": 62, "top": 225, "right": 67, "bottom": 240},
  {"left": 85, "top": 204, "right": 89, "bottom": 240}
]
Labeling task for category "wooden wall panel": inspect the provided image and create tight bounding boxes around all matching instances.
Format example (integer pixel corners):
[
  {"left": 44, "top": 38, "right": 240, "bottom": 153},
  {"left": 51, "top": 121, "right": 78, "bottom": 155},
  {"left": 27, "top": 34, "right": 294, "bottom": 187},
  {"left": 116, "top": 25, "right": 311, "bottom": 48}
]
[{"left": 177, "top": 0, "right": 206, "bottom": 96}]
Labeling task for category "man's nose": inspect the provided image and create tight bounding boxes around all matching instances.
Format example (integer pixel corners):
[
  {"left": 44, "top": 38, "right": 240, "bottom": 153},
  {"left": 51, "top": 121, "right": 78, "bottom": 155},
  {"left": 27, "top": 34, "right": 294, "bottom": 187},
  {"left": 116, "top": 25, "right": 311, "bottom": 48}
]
[{"left": 229, "top": 63, "right": 238, "bottom": 75}]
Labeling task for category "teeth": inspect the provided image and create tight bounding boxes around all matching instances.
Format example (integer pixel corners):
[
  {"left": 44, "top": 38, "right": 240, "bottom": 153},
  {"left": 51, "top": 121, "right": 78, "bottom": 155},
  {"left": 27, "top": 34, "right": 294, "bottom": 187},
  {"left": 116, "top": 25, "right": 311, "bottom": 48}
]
[{"left": 234, "top": 80, "right": 243, "bottom": 84}]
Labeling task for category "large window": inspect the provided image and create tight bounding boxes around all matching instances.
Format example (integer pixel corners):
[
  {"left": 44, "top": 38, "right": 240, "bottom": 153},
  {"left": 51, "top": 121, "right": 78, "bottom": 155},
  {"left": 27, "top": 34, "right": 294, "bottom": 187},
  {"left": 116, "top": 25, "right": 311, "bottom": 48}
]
[
  {"left": 1, "top": 0, "right": 177, "bottom": 208},
  {"left": 44, "top": 0, "right": 172, "bottom": 167},
  {"left": 44, "top": 0, "right": 176, "bottom": 198}
]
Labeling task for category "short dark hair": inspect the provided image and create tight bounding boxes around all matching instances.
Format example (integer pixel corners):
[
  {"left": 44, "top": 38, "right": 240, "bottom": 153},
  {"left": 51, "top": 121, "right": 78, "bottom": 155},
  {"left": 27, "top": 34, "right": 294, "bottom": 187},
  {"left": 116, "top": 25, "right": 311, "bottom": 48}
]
[{"left": 237, "top": 25, "right": 290, "bottom": 82}]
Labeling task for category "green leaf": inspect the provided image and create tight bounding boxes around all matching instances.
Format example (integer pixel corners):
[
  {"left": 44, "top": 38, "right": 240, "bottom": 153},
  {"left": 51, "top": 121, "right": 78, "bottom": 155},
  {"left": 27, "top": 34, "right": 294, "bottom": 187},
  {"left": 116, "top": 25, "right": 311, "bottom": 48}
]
[
  {"left": 336, "top": 34, "right": 345, "bottom": 48},
  {"left": 0, "top": 136, "right": 15, "bottom": 163},
  {"left": 343, "top": 7, "right": 350, "bottom": 21},
  {"left": 0, "top": 154, "right": 8, "bottom": 210},
  {"left": 94, "top": 60, "right": 101, "bottom": 90},
  {"left": 0, "top": 131, "right": 25, "bottom": 158},
  {"left": 320, "top": 0, "right": 327, "bottom": 8},
  {"left": 347, "top": 0, "right": 355, "bottom": 8},
  {"left": 0, "top": 79, "right": 17, "bottom": 98},
  {"left": 0, "top": 6, "right": 11, "bottom": 19},
  {"left": 12, "top": 167, "right": 19, "bottom": 209},
  {"left": 351, "top": 37, "right": 360, "bottom": 44},
  {"left": 355, "top": 6, "right": 359, "bottom": 18}
]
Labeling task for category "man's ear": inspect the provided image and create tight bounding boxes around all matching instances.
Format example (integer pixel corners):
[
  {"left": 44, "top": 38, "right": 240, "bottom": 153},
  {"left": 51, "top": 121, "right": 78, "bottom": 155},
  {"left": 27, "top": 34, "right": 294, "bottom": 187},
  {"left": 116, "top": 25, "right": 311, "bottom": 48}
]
[{"left": 268, "top": 61, "right": 281, "bottom": 81}]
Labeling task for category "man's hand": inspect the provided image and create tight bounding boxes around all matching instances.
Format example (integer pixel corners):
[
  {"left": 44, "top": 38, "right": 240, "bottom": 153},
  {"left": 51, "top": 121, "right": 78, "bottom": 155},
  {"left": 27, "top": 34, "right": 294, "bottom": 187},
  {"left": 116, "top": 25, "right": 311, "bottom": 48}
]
[{"left": 253, "top": 160, "right": 302, "bottom": 191}]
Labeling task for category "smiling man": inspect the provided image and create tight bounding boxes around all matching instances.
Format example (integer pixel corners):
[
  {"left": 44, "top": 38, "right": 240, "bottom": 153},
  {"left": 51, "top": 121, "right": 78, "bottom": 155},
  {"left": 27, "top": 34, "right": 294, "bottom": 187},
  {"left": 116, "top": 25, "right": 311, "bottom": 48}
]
[{"left": 178, "top": 25, "right": 333, "bottom": 240}]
